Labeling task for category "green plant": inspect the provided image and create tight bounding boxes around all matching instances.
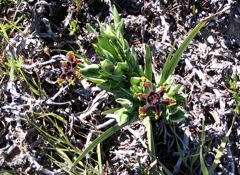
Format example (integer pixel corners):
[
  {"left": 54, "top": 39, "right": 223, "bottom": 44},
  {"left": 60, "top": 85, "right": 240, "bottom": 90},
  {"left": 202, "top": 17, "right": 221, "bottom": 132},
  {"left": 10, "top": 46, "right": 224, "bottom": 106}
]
[
  {"left": 0, "top": 0, "right": 25, "bottom": 82},
  {"left": 180, "top": 74, "right": 239, "bottom": 175},
  {"left": 6, "top": 56, "right": 41, "bottom": 96},
  {"left": 199, "top": 116, "right": 236, "bottom": 175},
  {"left": 0, "top": 168, "right": 17, "bottom": 175},
  {"left": 227, "top": 74, "right": 240, "bottom": 114},
  {"left": 0, "top": 16, "right": 24, "bottom": 40},
  {"left": 68, "top": 20, "right": 80, "bottom": 36},
  {"left": 0, "top": 0, "right": 25, "bottom": 40},
  {"left": 31, "top": 112, "right": 100, "bottom": 175},
  {"left": 67, "top": 0, "right": 82, "bottom": 35},
  {"left": 0, "top": 55, "right": 10, "bottom": 84},
  {"left": 0, "top": 0, "right": 14, "bottom": 5},
  {"left": 201, "top": 73, "right": 239, "bottom": 174},
  {"left": 78, "top": 6, "right": 187, "bottom": 125},
  {"left": 56, "top": 5, "right": 221, "bottom": 173}
]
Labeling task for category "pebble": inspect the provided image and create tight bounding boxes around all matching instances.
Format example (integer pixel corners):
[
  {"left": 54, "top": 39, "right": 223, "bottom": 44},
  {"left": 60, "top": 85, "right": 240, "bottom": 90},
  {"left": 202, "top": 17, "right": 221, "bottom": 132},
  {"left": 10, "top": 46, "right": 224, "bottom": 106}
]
[{"left": 207, "top": 35, "right": 215, "bottom": 44}]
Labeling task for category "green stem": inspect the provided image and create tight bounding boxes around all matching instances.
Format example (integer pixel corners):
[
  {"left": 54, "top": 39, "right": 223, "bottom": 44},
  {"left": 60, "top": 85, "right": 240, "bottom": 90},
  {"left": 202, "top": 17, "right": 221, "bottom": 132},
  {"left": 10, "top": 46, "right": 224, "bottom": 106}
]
[
  {"left": 97, "top": 143, "right": 103, "bottom": 175},
  {"left": 144, "top": 116, "right": 157, "bottom": 174}
]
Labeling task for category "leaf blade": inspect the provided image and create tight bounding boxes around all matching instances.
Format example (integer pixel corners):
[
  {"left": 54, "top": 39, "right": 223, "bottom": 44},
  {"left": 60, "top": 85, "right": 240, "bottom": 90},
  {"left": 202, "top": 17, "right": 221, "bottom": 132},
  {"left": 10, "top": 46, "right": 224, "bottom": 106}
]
[{"left": 159, "top": 20, "right": 207, "bottom": 85}]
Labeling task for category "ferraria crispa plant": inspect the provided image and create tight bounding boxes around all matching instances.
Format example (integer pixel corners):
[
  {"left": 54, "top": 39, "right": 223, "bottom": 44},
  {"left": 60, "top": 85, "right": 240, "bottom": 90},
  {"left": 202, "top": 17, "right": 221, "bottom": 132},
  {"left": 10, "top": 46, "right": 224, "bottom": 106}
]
[
  {"left": 75, "top": 6, "right": 187, "bottom": 125},
  {"left": 56, "top": 5, "right": 220, "bottom": 173}
]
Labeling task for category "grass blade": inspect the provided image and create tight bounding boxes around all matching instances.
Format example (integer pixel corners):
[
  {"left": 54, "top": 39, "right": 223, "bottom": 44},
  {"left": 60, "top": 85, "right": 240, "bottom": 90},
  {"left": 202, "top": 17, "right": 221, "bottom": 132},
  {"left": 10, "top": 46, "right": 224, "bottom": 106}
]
[
  {"left": 200, "top": 120, "right": 209, "bottom": 175},
  {"left": 159, "top": 5, "right": 230, "bottom": 85},
  {"left": 209, "top": 114, "right": 236, "bottom": 174},
  {"left": 97, "top": 143, "right": 103, "bottom": 175},
  {"left": 70, "top": 124, "right": 124, "bottom": 170},
  {"left": 159, "top": 20, "right": 207, "bottom": 85}
]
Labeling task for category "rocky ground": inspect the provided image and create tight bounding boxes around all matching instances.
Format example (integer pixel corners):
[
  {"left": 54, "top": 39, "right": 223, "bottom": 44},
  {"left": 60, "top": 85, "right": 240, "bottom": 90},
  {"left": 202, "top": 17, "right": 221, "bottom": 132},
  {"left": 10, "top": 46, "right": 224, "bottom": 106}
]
[{"left": 0, "top": 0, "right": 240, "bottom": 174}]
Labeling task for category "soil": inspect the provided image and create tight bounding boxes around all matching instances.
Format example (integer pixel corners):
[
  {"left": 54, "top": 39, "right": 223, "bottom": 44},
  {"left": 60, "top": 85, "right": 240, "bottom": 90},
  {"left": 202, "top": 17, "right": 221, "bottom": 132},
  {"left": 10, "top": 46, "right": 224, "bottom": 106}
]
[{"left": 0, "top": 0, "right": 239, "bottom": 175}]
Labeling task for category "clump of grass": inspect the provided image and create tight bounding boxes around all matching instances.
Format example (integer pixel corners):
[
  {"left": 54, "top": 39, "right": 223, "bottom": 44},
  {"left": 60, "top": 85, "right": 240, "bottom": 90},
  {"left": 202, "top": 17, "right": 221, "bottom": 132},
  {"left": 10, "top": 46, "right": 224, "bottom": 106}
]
[{"left": 31, "top": 112, "right": 101, "bottom": 174}]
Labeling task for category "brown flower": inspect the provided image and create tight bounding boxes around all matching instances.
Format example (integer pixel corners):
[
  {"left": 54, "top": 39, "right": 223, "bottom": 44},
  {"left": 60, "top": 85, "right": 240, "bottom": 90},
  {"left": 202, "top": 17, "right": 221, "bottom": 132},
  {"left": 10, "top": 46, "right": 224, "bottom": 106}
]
[
  {"left": 138, "top": 77, "right": 176, "bottom": 120},
  {"left": 57, "top": 51, "right": 82, "bottom": 86}
]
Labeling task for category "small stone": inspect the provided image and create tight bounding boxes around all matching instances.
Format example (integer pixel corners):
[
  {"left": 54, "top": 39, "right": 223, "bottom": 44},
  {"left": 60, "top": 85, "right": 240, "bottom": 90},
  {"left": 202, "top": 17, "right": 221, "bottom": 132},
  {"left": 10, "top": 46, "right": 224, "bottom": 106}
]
[{"left": 207, "top": 35, "right": 215, "bottom": 44}]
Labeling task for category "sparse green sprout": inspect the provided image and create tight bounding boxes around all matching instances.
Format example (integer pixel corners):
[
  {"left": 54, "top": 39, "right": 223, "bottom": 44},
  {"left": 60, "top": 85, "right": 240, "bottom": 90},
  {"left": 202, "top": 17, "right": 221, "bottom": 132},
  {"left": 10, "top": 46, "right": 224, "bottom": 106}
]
[
  {"left": 226, "top": 74, "right": 240, "bottom": 114},
  {"left": 68, "top": 20, "right": 80, "bottom": 36},
  {"left": 6, "top": 56, "right": 40, "bottom": 96},
  {"left": 0, "top": 11, "right": 25, "bottom": 40}
]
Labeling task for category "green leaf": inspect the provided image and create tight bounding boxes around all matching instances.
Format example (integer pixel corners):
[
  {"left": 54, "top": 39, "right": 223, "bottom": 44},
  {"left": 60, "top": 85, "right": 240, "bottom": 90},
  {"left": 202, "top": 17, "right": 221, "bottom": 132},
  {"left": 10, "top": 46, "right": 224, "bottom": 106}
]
[
  {"left": 115, "top": 108, "right": 129, "bottom": 126},
  {"left": 144, "top": 45, "right": 152, "bottom": 81},
  {"left": 144, "top": 116, "right": 156, "bottom": 162},
  {"left": 130, "top": 85, "right": 142, "bottom": 94},
  {"left": 115, "top": 20, "right": 124, "bottom": 38},
  {"left": 100, "top": 25, "right": 116, "bottom": 40},
  {"left": 56, "top": 148, "right": 73, "bottom": 165},
  {"left": 167, "top": 84, "right": 182, "bottom": 96},
  {"left": 113, "top": 5, "right": 121, "bottom": 30},
  {"left": 96, "top": 36, "right": 119, "bottom": 59},
  {"left": 119, "top": 87, "right": 134, "bottom": 100},
  {"left": 100, "top": 48, "right": 117, "bottom": 64},
  {"left": 169, "top": 109, "right": 187, "bottom": 122},
  {"left": 101, "top": 108, "right": 120, "bottom": 115},
  {"left": 101, "top": 59, "right": 114, "bottom": 72},
  {"left": 158, "top": 43, "right": 175, "bottom": 86},
  {"left": 130, "top": 77, "right": 141, "bottom": 85},
  {"left": 98, "top": 70, "right": 124, "bottom": 81},
  {"left": 80, "top": 64, "right": 100, "bottom": 77},
  {"left": 97, "top": 143, "right": 103, "bottom": 175},
  {"left": 7, "top": 57, "right": 40, "bottom": 96},
  {"left": 138, "top": 65, "right": 144, "bottom": 77},
  {"left": 190, "top": 147, "right": 201, "bottom": 170},
  {"left": 174, "top": 94, "right": 188, "bottom": 104},
  {"left": 168, "top": 105, "right": 179, "bottom": 115},
  {"left": 233, "top": 74, "right": 238, "bottom": 83},
  {"left": 130, "top": 46, "right": 141, "bottom": 75},
  {"left": 116, "top": 98, "right": 133, "bottom": 109},
  {"left": 98, "top": 80, "right": 125, "bottom": 91},
  {"left": 86, "top": 23, "right": 97, "bottom": 34},
  {"left": 109, "top": 39, "right": 125, "bottom": 61},
  {"left": 85, "top": 77, "right": 105, "bottom": 84},
  {"left": 122, "top": 37, "right": 130, "bottom": 52},
  {"left": 164, "top": 75, "right": 174, "bottom": 86},
  {"left": 159, "top": 20, "right": 207, "bottom": 85},
  {"left": 114, "top": 61, "right": 129, "bottom": 75}
]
